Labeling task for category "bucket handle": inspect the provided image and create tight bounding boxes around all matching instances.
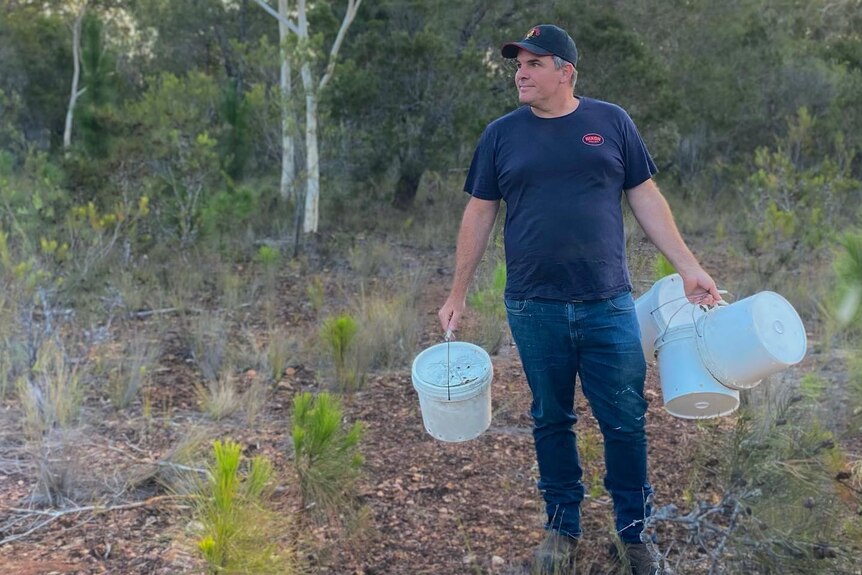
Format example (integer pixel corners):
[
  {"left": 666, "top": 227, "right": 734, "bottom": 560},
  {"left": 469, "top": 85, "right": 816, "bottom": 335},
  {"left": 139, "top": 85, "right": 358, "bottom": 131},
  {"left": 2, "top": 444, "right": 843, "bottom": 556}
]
[
  {"left": 693, "top": 298, "right": 730, "bottom": 339},
  {"left": 444, "top": 329, "right": 453, "bottom": 401},
  {"left": 654, "top": 290, "right": 730, "bottom": 341}
]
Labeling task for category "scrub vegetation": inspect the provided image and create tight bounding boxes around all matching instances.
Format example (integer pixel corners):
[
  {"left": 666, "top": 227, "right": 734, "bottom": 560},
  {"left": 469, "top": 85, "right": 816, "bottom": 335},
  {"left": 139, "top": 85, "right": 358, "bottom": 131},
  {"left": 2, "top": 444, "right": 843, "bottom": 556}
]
[{"left": 0, "top": 0, "right": 861, "bottom": 573}]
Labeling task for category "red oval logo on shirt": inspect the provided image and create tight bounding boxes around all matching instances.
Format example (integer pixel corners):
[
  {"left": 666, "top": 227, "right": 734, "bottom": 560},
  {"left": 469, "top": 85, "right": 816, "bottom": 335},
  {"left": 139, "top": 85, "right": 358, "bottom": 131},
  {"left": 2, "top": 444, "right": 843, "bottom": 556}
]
[{"left": 582, "top": 133, "right": 604, "bottom": 146}]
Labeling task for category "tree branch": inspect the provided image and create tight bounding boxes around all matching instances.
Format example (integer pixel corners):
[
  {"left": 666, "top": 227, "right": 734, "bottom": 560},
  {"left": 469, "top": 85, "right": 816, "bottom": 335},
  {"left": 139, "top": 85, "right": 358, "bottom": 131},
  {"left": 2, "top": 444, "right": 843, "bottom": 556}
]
[
  {"left": 318, "top": 0, "right": 362, "bottom": 92},
  {"left": 250, "top": 0, "right": 300, "bottom": 34}
]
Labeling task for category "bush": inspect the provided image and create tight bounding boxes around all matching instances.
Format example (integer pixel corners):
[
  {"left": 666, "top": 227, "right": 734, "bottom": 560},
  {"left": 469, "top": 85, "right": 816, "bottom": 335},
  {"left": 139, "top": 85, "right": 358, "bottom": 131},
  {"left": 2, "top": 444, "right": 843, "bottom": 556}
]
[
  {"left": 194, "top": 439, "right": 298, "bottom": 574},
  {"left": 833, "top": 229, "right": 862, "bottom": 329},
  {"left": 291, "top": 392, "right": 363, "bottom": 521},
  {"left": 651, "top": 380, "right": 859, "bottom": 573},
  {"left": 319, "top": 313, "right": 362, "bottom": 390}
]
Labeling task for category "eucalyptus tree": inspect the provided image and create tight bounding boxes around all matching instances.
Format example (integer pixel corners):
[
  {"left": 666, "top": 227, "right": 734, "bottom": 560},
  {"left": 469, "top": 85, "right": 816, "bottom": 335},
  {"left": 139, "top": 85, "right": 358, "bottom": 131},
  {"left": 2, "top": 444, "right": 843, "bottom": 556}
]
[{"left": 252, "top": 0, "right": 363, "bottom": 234}]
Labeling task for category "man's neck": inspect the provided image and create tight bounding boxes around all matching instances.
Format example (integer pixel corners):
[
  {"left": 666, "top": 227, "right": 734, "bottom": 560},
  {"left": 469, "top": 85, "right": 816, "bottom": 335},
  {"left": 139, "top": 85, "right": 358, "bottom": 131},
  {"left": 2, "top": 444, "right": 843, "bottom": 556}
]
[{"left": 530, "top": 95, "right": 580, "bottom": 119}]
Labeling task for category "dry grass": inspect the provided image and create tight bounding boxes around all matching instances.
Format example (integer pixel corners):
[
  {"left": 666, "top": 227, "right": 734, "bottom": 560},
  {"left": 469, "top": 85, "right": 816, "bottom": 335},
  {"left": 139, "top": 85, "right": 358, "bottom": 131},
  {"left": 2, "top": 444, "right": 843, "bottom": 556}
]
[
  {"left": 187, "top": 313, "right": 229, "bottom": 383},
  {"left": 17, "top": 339, "right": 83, "bottom": 441},
  {"left": 106, "top": 331, "right": 160, "bottom": 410},
  {"left": 195, "top": 371, "right": 241, "bottom": 421},
  {"left": 350, "top": 268, "right": 427, "bottom": 372}
]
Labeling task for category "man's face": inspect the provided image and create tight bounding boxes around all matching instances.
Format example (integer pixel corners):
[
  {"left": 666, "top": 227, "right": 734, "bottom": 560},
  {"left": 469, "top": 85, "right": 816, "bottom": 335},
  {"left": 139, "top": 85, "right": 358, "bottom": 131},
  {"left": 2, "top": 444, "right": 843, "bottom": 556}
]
[{"left": 513, "top": 49, "right": 567, "bottom": 106}]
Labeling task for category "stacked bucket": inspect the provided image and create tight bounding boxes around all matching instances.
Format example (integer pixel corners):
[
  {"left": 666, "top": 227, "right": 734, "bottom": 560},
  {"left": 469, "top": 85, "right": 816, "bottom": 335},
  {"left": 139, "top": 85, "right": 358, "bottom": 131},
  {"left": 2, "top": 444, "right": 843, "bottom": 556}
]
[{"left": 636, "top": 274, "right": 808, "bottom": 419}]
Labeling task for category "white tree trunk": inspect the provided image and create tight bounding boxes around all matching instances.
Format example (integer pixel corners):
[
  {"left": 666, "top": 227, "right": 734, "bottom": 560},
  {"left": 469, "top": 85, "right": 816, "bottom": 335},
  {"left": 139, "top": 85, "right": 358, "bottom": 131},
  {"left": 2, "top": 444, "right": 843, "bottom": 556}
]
[
  {"left": 278, "top": 0, "right": 295, "bottom": 202},
  {"left": 63, "top": 9, "right": 85, "bottom": 152},
  {"left": 302, "top": 61, "right": 319, "bottom": 234},
  {"left": 254, "top": 0, "right": 361, "bottom": 234}
]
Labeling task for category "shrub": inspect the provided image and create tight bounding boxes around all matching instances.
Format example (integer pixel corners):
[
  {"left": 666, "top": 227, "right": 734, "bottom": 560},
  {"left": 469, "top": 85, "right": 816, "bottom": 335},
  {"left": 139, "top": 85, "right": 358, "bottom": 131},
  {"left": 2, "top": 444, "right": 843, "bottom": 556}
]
[
  {"left": 319, "top": 313, "right": 362, "bottom": 390},
  {"left": 833, "top": 229, "right": 862, "bottom": 329},
  {"left": 194, "top": 439, "right": 298, "bottom": 574},
  {"left": 651, "top": 381, "right": 859, "bottom": 573},
  {"left": 291, "top": 392, "right": 363, "bottom": 520},
  {"left": 306, "top": 275, "right": 325, "bottom": 314}
]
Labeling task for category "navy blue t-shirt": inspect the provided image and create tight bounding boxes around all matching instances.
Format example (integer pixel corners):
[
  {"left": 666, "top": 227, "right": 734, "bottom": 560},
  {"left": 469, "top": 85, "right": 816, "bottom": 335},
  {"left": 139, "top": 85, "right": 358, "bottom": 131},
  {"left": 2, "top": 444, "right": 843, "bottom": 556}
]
[{"left": 464, "top": 97, "right": 657, "bottom": 301}]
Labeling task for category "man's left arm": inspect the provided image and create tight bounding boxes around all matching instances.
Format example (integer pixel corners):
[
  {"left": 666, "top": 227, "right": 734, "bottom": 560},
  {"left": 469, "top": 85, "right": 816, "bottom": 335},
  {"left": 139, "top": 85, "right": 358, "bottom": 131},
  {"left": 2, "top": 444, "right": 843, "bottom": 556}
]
[{"left": 625, "top": 178, "right": 722, "bottom": 306}]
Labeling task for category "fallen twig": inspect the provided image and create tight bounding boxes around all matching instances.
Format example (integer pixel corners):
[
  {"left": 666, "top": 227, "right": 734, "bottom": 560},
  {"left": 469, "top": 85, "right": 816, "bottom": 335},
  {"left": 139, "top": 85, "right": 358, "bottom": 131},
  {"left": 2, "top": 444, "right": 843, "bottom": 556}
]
[{"left": 0, "top": 495, "right": 189, "bottom": 545}]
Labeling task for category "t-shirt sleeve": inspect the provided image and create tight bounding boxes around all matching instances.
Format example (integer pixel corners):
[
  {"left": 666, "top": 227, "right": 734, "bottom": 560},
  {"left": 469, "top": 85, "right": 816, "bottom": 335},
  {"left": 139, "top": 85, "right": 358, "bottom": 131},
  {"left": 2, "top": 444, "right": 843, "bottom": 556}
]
[
  {"left": 464, "top": 127, "right": 502, "bottom": 200},
  {"left": 621, "top": 113, "right": 658, "bottom": 190}
]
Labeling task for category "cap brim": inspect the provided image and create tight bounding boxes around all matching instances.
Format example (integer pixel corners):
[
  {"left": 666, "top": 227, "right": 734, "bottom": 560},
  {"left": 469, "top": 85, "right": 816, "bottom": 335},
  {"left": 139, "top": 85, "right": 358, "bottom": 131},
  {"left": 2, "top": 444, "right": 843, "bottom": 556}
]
[{"left": 501, "top": 41, "right": 553, "bottom": 59}]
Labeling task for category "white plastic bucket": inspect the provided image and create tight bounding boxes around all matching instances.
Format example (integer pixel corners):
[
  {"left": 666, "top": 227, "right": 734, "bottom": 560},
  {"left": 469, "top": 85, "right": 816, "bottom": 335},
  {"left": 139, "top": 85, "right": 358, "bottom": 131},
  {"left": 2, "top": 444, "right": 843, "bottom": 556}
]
[
  {"left": 655, "top": 325, "right": 739, "bottom": 419},
  {"left": 635, "top": 274, "right": 707, "bottom": 361},
  {"left": 411, "top": 341, "right": 493, "bottom": 442},
  {"left": 695, "top": 291, "right": 807, "bottom": 390}
]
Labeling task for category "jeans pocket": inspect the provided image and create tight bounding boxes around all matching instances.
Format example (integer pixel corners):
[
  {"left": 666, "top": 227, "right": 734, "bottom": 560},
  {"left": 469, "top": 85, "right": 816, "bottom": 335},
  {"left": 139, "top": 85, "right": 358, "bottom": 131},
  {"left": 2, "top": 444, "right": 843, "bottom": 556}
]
[
  {"left": 504, "top": 297, "right": 527, "bottom": 313},
  {"left": 607, "top": 291, "right": 635, "bottom": 312}
]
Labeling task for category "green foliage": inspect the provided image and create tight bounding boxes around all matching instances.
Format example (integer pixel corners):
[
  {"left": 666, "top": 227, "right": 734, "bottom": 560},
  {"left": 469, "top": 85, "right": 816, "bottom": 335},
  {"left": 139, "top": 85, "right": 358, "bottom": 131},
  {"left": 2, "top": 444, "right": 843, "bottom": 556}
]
[
  {"left": 218, "top": 82, "right": 251, "bottom": 180},
  {"left": 681, "top": 383, "right": 858, "bottom": 572},
  {"left": 291, "top": 392, "right": 364, "bottom": 519},
  {"left": 653, "top": 254, "right": 676, "bottom": 282},
  {"left": 578, "top": 427, "right": 607, "bottom": 499},
  {"left": 744, "top": 108, "right": 861, "bottom": 291},
  {"left": 306, "top": 275, "right": 325, "bottom": 314},
  {"left": 0, "top": 7, "right": 70, "bottom": 149},
  {"left": 319, "top": 313, "right": 362, "bottom": 389},
  {"left": 0, "top": 90, "right": 25, "bottom": 155},
  {"left": 467, "top": 261, "right": 507, "bottom": 354},
  {"left": 194, "top": 439, "right": 297, "bottom": 574},
  {"left": 77, "top": 13, "right": 120, "bottom": 158},
  {"left": 0, "top": 149, "right": 68, "bottom": 244},
  {"left": 199, "top": 183, "right": 259, "bottom": 246},
  {"left": 326, "top": 4, "right": 509, "bottom": 208},
  {"left": 833, "top": 230, "right": 862, "bottom": 329},
  {"left": 127, "top": 72, "right": 224, "bottom": 245},
  {"left": 255, "top": 244, "right": 280, "bottom": 268}
]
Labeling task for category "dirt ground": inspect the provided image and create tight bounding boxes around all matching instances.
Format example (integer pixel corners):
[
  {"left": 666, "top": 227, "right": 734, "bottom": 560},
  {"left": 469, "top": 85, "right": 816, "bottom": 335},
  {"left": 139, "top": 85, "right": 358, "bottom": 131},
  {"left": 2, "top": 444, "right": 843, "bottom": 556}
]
[{"left": 0, "top": 238, "right": 853, "bottom": 575}]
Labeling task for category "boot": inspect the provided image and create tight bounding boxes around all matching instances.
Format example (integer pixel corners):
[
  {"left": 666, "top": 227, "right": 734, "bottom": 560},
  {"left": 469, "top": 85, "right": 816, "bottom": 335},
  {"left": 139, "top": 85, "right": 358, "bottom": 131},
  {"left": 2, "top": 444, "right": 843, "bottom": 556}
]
[
  {"left": 623, "top": 542, "right": 660, "bottom": 575},
  {"left": 532, "top": 530, "right": 578, "bottom": 575}
]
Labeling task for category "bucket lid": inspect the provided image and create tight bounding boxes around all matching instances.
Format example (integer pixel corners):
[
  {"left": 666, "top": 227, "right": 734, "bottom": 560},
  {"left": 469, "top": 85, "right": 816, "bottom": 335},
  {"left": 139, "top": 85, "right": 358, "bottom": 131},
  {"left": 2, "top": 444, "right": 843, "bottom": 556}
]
[{"left": 411, "top": 341, "right": 492, "bottom": 400}]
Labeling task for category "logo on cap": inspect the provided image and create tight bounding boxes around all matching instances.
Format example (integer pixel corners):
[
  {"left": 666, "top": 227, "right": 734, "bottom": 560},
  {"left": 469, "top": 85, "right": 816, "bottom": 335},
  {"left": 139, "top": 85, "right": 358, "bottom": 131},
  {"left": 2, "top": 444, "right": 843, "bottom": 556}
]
[
  {"left": 526, "top": 27, "right": 541, "bottom": 39},
  {"left": 582, "top": 133, "right": 604, "bottom": 146}
]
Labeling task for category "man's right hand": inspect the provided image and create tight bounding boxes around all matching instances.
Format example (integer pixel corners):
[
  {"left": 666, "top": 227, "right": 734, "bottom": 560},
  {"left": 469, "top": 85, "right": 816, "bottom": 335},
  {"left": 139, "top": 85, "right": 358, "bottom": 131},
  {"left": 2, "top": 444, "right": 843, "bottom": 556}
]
[{"left": 438, "top": 295, "right": 466, "bottom": 335}]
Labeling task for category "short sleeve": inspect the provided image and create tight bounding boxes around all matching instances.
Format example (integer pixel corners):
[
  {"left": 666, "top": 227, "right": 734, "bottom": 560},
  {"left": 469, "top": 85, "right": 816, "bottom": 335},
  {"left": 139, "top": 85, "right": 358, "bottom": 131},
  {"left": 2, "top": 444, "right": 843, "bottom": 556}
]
[
  {"left": 464, "top": 127, "right": 502, "bottom": 200},
  {"left": 621, "top": 113, "right": 658, "bottom": 190}
]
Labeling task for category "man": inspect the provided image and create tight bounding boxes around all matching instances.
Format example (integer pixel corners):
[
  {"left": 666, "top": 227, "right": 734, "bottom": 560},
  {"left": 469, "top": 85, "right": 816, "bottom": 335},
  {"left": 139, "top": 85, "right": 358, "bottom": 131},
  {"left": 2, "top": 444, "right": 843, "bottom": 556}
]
[{"left": 437, "top": 24, "right": 721, "bottom": 575}]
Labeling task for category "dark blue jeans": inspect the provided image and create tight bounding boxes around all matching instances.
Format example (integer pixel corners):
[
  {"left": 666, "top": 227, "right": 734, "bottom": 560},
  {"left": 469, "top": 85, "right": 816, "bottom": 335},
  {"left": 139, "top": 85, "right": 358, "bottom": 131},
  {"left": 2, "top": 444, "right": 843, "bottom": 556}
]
[{"left": 505, "top": 292, "right": 652, "bottom": 543}]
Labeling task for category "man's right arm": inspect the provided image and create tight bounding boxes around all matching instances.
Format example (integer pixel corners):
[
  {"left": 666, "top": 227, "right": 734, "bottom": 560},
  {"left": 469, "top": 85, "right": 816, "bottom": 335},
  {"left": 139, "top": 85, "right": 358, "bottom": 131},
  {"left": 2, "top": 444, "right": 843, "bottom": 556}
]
[{"left": 438, "top": 196, "right": 501, "bottom": 333}]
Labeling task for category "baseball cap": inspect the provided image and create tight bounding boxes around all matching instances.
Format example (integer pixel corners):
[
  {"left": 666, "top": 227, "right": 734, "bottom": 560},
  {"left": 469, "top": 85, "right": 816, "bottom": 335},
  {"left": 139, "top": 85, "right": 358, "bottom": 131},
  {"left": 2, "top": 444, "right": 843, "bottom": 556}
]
[{"left": 501, "top": 24, "right": 578, "bottom": 67}]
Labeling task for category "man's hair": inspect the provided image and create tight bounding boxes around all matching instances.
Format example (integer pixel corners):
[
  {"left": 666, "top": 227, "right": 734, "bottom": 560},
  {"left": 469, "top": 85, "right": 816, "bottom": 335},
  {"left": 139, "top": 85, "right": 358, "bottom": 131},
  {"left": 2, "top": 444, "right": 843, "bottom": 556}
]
[{"left": 552, "top": 55, "right": 578, "bottom": 91}]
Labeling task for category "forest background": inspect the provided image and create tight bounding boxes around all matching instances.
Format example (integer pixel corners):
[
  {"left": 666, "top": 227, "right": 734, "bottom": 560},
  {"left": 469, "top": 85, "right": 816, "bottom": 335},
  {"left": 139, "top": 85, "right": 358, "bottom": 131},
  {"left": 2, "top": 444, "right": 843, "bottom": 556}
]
[{"left": 2, "top": 0, "right": 862, "bottom": 573}]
